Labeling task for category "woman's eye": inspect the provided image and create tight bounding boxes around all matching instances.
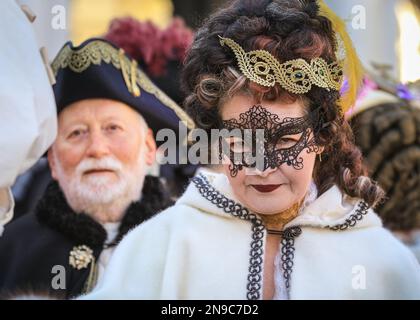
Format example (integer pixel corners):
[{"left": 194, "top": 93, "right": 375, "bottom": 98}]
[
  {"left": 282, "top": 137, "right": 295, "bottom": 142},
  {"left": 277, "top": 137, "right": 298, "bottom": 148}
]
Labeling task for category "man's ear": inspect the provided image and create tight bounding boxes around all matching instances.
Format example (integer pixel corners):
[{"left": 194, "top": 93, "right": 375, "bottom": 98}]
[
  {"left": 47, "top": 148, "right": 58, "bottom": 180},
  {"left": 144, "top": 128, "right": 157, "bottom": 166}
]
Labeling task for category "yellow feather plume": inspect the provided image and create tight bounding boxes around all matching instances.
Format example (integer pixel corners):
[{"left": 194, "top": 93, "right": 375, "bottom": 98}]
[{"left": 318, "top": 0, "right": 365, "bottom": 113}]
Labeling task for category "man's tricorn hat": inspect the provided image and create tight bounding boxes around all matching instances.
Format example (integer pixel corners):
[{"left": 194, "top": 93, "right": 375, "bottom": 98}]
[{"left": 51, "top": 38, "right": 195, "bottom": 134}]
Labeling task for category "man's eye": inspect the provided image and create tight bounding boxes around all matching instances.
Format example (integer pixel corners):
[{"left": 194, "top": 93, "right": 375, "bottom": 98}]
[
  {"left": 68, "top": 130, "right": 84, "bottom": 139},
  {"left": 106, "top": 124, "right": 121, "bottom": 132}
]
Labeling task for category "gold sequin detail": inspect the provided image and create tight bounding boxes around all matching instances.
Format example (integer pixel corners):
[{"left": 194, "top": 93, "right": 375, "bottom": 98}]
[{"left": 259, "top": 201, "right": 302, "bottom": 232}]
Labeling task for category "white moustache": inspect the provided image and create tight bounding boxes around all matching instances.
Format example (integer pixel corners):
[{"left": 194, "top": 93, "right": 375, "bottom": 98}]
[{"left": 76, "top": 157, "right": 123, "bottom": 176}]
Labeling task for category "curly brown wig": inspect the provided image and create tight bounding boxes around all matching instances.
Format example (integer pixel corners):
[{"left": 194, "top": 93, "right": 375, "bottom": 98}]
[
  {"left": 181, "top": 0, "right": 385, "bottom": 208},
  {"left": 351, "top": 101, "right": 420, "bottom": 230}
]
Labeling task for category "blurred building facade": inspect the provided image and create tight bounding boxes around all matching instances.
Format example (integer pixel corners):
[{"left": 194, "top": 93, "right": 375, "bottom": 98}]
[
  {"left": 16, "top": 0, "right": 419, "bottom": 85},
  {"left": 327, "top": 0, "right": 420, "bottom": 83}
]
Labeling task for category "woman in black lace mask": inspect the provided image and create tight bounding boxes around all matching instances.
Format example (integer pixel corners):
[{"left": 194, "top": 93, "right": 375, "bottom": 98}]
[{"left": 82, "top": 0, "right": 420, "bottom": 300}]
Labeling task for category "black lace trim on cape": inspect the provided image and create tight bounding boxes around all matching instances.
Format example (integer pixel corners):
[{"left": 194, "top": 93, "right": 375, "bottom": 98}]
[
  {"left": 36, "top": 176, "right": 173, "bottom": 249},
  {"left": 328, "top": 201, "right": 370, "bottom": 231},
  {"left": 192, "top": 173, "right": 302, "bottom": 300},
  {"left": 192, "top": 174, "right": 371, "bottom": 299}
]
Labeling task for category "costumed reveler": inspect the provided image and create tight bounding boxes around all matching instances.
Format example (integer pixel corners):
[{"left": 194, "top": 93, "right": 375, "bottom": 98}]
[
  {"left": 82, "top": 0, "right": 420, "bottom": 299},
  {"left": 348, "top": 74, "right": 420, "bottom": 263},
  {"left": 0, "top": 38, "right": 194, "bottom": 299}
]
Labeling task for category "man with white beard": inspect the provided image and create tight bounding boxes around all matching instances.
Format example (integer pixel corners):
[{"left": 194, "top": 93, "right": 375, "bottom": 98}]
[{"left": 0, "top": 38, "right": 194, "bottom": 299}]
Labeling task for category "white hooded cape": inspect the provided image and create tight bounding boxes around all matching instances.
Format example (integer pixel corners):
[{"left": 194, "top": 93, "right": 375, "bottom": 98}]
[{"left": 82, "top": 170, "right": 420, "bottom": 300}]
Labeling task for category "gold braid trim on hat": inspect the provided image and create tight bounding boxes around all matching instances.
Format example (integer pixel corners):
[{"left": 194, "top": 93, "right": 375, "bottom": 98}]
[
  {"left": 51, "top": 40, "right": 195, "bottom": 131},
  {"left": 219, "top": 36, "right": 343, "bottom": 95}
]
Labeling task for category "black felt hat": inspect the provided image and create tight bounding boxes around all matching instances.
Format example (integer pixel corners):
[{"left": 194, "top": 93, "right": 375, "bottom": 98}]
[{"left": 51, "top": 38, "right": 195, "bottom": 135}]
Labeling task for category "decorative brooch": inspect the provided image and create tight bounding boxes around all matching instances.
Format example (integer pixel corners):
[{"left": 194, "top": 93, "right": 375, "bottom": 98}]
[{"left": 69, "top": 245, "right": 94, "bottom": 270}]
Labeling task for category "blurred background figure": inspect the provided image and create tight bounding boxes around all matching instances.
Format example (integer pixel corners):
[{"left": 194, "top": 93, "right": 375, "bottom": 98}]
[
  {"left": 11, "top": 1, "right": 204, "bottom": 218},
  {"left": 0, "top": 0, "right": 57, "bottom": 234},
  {"left": 348, "top": 71, "right": 420, "bottom": 262},
  {"left": 0, "top": 38, "right": 180, "bottom": 299},
  {"left": 335, "top": 0, "right": 420, "bottom": 261}
]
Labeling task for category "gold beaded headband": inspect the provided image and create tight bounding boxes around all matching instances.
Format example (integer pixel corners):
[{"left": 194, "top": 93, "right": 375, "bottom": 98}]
[
  {"left": 218, "top": 0, "right": 365, "bottom": 113},
  {"left": 219, "top": 36, "right": 343, "bottom": 95}
]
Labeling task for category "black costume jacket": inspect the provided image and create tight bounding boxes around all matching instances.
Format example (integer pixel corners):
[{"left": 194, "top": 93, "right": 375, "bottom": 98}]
[{"left": 0, "top": 176, "right": 172, "bottom": 299}]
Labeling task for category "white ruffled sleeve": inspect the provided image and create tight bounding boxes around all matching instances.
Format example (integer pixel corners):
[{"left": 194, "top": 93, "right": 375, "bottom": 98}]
[
  {"left": 0, "top": 187, "right": 14, "bottom": 236},
  {"left": 0, "top": 0, "right": 57, "bottom": 189}
]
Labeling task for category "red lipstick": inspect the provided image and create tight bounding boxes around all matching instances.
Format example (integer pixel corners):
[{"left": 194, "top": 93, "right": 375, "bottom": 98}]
[{"left": 251, "top": 184, "right": 281, "bottom": 193}]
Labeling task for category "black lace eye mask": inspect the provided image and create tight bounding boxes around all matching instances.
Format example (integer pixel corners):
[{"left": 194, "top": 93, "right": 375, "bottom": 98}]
[{"left": 219, "top": 105, "right": 321, "bottom": 177}]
